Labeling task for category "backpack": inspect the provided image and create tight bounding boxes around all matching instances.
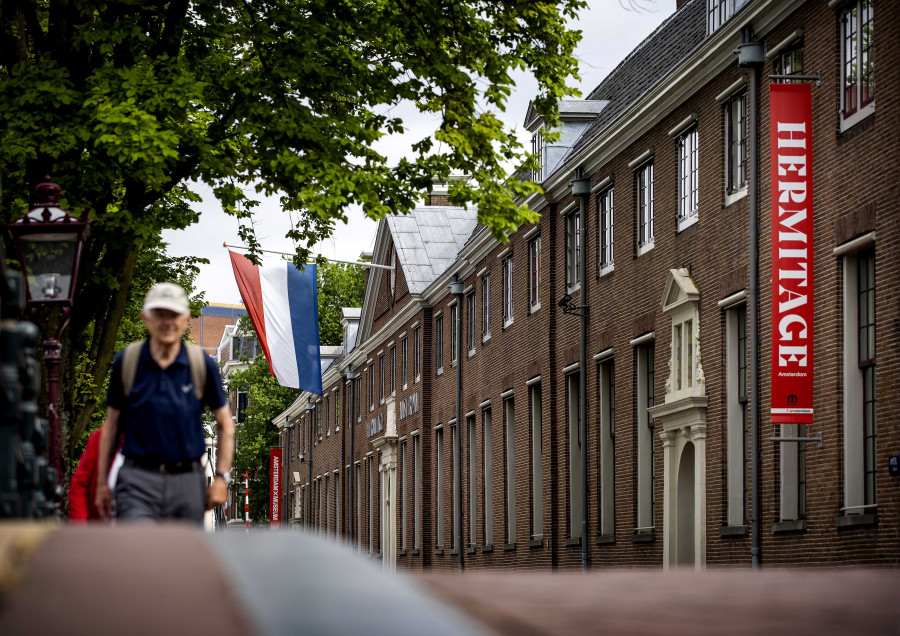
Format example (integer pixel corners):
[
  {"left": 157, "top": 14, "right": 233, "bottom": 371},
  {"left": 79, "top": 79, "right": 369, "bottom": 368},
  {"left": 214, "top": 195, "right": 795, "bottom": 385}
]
[{"left": 121, "top": 340, "right": 207, "bottom": 401}]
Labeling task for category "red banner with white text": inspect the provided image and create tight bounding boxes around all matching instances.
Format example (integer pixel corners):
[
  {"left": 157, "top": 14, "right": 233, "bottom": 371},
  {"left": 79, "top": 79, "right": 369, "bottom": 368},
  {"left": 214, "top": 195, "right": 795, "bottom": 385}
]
[
  {"left": 770, "top": 83, "right": 813, "bottom": 424},
  {"left": 270, "top": 448, "right": 282, "bottom": 528}
]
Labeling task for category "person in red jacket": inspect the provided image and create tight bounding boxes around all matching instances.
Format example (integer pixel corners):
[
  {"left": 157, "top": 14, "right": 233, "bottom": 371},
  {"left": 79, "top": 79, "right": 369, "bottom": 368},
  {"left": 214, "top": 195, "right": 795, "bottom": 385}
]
[{"left": 69, "top": 428, "right": 121, "bottom": 522}]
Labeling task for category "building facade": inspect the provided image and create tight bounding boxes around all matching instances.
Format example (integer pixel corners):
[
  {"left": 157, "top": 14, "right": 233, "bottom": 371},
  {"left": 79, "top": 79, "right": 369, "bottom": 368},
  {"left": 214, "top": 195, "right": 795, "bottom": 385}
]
[{"left": 277, "top": 0, "right": 898, "bottom": 569}]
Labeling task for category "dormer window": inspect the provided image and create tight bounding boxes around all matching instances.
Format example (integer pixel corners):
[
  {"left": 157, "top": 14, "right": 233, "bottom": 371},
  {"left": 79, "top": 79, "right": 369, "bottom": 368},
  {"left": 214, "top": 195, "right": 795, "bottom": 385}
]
[{"left": 707, "top": 0, "right": 749, "bottom": 35}]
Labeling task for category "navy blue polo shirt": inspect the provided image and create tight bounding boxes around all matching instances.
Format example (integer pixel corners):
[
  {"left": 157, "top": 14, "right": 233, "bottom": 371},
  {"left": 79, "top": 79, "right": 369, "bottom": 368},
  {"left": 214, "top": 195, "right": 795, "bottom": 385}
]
[{"left": 106, "top": 342, "right": 227, "bottom": 461}]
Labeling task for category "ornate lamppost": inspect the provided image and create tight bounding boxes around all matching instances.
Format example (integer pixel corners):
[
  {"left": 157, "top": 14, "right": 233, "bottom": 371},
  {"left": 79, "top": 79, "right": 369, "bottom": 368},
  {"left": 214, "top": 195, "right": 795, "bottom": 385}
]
[{"left": 7, "top": 176, "right": 90, "bottom": 483}]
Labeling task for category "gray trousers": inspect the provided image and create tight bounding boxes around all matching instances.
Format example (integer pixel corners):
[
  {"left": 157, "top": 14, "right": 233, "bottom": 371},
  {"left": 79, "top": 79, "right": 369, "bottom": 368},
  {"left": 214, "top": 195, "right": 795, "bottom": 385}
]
[{"left": 115, "top": 463, "right": 207, "bottom": 524}]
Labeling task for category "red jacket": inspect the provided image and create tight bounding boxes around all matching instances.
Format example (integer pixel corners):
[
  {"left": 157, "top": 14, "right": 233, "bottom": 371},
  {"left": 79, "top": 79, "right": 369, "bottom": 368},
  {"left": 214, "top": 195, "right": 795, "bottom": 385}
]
[{"left": 69, "top": 429, "right": 118, "bottom": 521}]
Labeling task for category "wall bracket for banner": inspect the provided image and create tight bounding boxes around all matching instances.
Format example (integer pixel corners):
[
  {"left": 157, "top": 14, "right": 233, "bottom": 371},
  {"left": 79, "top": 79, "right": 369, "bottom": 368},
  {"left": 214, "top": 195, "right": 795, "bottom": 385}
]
[
  {"left": 768, "top": 72, "right": 821, "bottom": 86},
  {"left": 770, "top": 432, "right": 823, "bottom": 448}
]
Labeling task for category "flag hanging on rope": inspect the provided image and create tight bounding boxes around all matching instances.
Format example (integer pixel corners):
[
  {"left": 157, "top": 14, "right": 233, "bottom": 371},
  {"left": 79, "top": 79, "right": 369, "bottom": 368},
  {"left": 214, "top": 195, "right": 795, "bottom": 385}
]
[{"left": 228, "top": 251, "right": 322, "bottom": 395}]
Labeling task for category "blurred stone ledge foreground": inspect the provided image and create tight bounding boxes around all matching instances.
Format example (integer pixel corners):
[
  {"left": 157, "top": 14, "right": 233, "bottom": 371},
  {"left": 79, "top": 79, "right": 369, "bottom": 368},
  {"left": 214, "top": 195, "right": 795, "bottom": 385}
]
[{"left": 1, "top": 523, "right": 898, "bottom": 636}]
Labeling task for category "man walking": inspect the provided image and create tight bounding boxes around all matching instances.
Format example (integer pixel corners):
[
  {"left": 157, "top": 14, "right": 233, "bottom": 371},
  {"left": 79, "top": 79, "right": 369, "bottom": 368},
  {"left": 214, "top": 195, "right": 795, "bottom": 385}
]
[{"left": 95, "top": 282, "right": 234, "bottom": 523}]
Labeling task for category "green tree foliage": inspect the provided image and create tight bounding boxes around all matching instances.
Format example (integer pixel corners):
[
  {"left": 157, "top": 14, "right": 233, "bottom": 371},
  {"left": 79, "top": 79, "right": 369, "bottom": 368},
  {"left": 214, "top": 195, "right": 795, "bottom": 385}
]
[
  {"left": 318, "top": 261, "right": 364, "bottom": 347},
  {"left": 1, "top": 0, "right": 583, "bottom": 469},
  {"left": 226, "top": 354, "right": 299, "bottom": 522}
]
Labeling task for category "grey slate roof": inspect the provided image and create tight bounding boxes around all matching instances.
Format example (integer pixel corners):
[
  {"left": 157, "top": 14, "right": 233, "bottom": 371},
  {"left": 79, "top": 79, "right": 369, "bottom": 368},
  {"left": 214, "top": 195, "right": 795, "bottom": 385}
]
[
  {"left": 387, "top": 206, "right": 478, "bottom": 295},
  {"left": 570, "top": 0, "right": 706, "bottom": 157}
]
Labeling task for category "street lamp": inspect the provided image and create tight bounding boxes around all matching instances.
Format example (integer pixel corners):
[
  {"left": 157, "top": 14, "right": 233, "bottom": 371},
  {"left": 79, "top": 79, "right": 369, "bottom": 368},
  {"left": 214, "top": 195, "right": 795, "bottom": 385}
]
[{"left": 7, "top": 176, "right": 90, "bottom": 482}]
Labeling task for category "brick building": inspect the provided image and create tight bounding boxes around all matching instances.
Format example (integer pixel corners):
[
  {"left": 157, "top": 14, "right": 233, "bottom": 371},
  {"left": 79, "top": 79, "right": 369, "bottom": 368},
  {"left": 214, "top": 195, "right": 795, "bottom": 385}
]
[{"left": 276, "top": 0, "right": 898, "bottom": 569}]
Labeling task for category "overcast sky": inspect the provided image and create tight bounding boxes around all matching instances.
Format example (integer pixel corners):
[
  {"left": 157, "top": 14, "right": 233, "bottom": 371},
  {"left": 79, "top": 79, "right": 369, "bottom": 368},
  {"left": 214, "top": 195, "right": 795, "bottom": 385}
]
[{"left": 161, "top": 0, "right": 677, "bottom": 305}]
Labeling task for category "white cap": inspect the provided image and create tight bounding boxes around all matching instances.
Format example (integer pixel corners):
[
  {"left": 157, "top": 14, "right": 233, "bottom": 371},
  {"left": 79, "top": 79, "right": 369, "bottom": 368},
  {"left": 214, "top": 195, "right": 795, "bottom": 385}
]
[{"left": 143, "top": 282, "right": 190, "bottom": 315}]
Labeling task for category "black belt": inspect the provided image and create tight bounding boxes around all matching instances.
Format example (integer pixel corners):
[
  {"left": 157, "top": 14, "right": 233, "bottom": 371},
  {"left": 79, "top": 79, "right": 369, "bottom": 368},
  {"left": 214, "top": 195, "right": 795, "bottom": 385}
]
[{"left": 125, "top": 457, "right": 202, "bottom": 474}]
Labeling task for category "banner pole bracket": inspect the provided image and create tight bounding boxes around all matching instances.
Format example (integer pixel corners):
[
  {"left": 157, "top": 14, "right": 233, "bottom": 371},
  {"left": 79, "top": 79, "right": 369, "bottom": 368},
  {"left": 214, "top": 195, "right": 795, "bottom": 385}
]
[
  {"left": 770, "top": 432, "right": 823, "bottom": 448},
  {"left": 767, "top": 72, "right": 821, "bottom": 87}
]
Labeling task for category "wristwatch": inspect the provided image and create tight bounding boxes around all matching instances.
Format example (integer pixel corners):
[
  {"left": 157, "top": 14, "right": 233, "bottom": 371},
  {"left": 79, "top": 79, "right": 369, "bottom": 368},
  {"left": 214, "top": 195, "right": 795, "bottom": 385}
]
[{"left": 215, "top": 471, "right": 232, "bottom": 484}]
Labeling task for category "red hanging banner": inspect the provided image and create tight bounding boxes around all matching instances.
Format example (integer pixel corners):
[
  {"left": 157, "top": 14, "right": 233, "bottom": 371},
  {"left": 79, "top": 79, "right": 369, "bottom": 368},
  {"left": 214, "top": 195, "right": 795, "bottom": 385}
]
[
  {"left": 270, "top": 448, "right": 282, "bottom": 528},
  {"left": 769, "top": 83, "right": 813, "bottom": 425}
]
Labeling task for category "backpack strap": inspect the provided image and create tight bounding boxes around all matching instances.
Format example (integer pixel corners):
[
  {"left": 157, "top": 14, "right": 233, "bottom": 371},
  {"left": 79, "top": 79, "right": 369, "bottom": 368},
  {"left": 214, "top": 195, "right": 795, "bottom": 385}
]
[
  {"left": 122, "top": 340, "right": 207, "bottom": 403},
  {"left": 184, "top": 342, "right": 207, "bottom": 402},
  {"left": 121, "top": 340, "right": 146, "bottom": 398}
]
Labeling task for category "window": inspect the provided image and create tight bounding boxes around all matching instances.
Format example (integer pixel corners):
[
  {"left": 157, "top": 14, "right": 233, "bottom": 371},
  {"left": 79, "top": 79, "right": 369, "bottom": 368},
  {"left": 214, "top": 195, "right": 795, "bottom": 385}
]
[
  {"left": 325, "top": 473, "right": 331, "bottom": 535},
  {"left": 529, "top": 235, "right": 541, "bottom": 310},
  {"left": 389, "top": 345, "right": 396, "bottom": 396},
  {"left": 401, "top": 336, "right": 408, "bottom": 389},
  {"left": 725, "top": 91, "right": 748, "bottom": 195},
  {"left": 450, "top": 303, "right": 458, "bottom": 366},
  {"left": 503, "top": 397, "right": 516, "bottom": 544},
  {"left": 436, "top": 428, "right": 445, "bottom": 548},
  {"left": 334, "top": 471, "right": 340, "bottom": 538},
  {"left": 636, "top": 343, "right": 655, "bottom": 529},
  {"left": 707, "top": 0, "right": 746, "bottom": 34},
  {"left": 481, "top": 274, "right": 491, "bottom": 340},
  {"left": 325, "top": 395, "right": 331, "bottom": 434},
  {"left": 672, "top": 319, "right": 694, "bottom": 392},
  {"left": 378, "top": 353, "right": 385, "bottom": 403},
  {"left": 598, "top": 359, "right": 615, "bottom": 537},
  {"left": 368, "top": 362, "right": 375, "bottom": 410},
  {"left": 390, "top": 248, "right": 396, "bottom": 294},
  {"left": 842, "top": 247, "right": 877, "bottom": 514},
  {"left": 316, "top": 401, "right": 322, "bottom": 438},
  {"left": 435, "top": 314, "right": 444, "bottom": 374},
  {"left": 567, "top": 372, "right": 582, "bottom": 539},
  {"left": 466, "top": 291, "right": 476, "bottom": 355},
  {"left": 355, "top": 462, "right": 362, "bottom": 548},
  {"left": 355, "top": 376, "right": 361, "bottom": 422},
  {"left": 531, "top": 128, "right": 545, "bottom": 182},
  {"left": 483, "top": 407, "right": 493, "bottom": 546},
  {"left": 707, "top": 0, "right": 729, "bottom": 34},
  {"left": 468, "top": 415, "right": 477, "bottom": 547},
  {"left": 636, "top": 161, "right": 654, "bottom": 255},
  {"left": 414, "top": 326, "right": 421, "bottom": 382},
  {"left": 530, "top": 383, "right": 543, "bottom": 539},
  {"left": 841, "top": 1, "right": 874, "bottom": 127},
  {"left": 677, "top": 126, "right": 699, "bottom": 230},
  {"left": 598, "top": 187, "right": 614, "bottom": 275},
  {"left": 400, "top": 440, "right": 407, "bottom": 551},
  {"left": 566, "top": 208, "right": 581, "bottom": 289},
  {"left": 368, "top": 456, "right": 375, "bottom": 555},
  {"left": 236, "top": 391, "right": 248, "bottom": 424},
  {"left": 413, "top": 434, "right": 422, "bottom": 550},
  {"left": 451, "top": 419, "right": 460, "bottom": 551},
  {"left": 773, "top": 44, "right": 804, "bottom": 82},
  {"left": 502, "top": 255, "right": 514, "bottom": 326},
  {"left": 334, "top": 389, "right": 340, "bottom": 432},
  {"left": 726, "top": 304, "right": 748, "bottom": 527}
]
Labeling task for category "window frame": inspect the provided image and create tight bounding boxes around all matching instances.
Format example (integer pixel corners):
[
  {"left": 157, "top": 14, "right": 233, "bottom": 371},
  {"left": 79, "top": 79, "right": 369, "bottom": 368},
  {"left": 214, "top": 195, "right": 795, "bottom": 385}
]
[
  {"left": 502, "top": 254, "right": 514, "bottom": 328},
  {"left": 635, "top": 160, "right": 655, "bottom": 256},
  {"left": 481, "top": 273, "right": 491, "bottom": 341},
  {"left": 598, "top": 187, "right": 614, "bottom": 276},
  {"left": 565, "top": 207, "right": 581, "bottom": 290},
  {"left": 466, "top": 291, "right": 476, "bottom": 355},
  {"left": 435, "top": 314, "right": 444, "bottom": 375},
  {"left": 529, "top": 234, "right": 541, "bottom": 312},
  {"left": 677, "top": 126, "right": 699, "bottom": 231},
  {"left": 840, "top": 0, "right": 875, "bottom": 131},
  {"left": 724, "top": 91, "right": 748, "bottom": 198}
]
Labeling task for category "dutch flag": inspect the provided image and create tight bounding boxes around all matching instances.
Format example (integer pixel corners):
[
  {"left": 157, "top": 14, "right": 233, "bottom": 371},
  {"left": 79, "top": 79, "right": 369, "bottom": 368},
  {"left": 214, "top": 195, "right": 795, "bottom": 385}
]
[{"left": 228, "top": 251, "right": 322, "bottom": 395}]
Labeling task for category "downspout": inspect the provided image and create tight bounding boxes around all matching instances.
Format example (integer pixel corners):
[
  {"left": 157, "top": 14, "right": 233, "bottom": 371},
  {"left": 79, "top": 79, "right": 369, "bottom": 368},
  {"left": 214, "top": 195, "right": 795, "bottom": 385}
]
[
  {"left": 449, "top": 275, "right": 465, "bottom": 572},
  {"left": 737, "top": 28, "right": 765, "bottom": 570},
  {"left": 284, "top": 419, "right": 290, "bottom": 528},
  {"left": 572, "top": 172, "right": 592, "bottom": 572}
]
